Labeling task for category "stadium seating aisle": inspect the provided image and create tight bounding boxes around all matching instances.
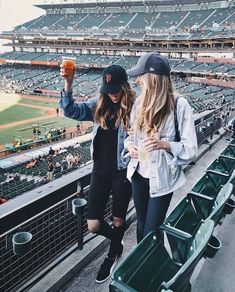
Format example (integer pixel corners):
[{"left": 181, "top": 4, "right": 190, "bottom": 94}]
[{"left": 28, "top": 135, "right": 233, "bottom": 292}]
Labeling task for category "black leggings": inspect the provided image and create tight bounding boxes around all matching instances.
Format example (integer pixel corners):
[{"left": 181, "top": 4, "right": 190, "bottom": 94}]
[
  {"left": 87, "top": 171, "right": 132, "bottom": 220},
  {"left": 131, "top": 171, "right": 173, "bottom": 243}
]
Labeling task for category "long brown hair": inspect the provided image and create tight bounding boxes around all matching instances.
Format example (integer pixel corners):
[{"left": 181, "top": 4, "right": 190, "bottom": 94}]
[
  {"left": 135, "top": 73, "right": 175, "bottom": 136},
  {"left": 94, "top": 82, "right": 136, "bottom": 130}
]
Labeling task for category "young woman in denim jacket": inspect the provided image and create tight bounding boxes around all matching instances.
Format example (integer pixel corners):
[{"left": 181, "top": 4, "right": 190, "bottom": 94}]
[
  {"left": 60, "top": 64, "right": 135, "bottom": 283},
  {"left": 125, "top": 52, "right": 198, "bottom": 243}
]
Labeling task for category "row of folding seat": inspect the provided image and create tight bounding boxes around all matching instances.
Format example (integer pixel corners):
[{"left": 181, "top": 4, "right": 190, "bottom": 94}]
[{"left": 110, "top": 140, "right": 235, "bottom": 292}]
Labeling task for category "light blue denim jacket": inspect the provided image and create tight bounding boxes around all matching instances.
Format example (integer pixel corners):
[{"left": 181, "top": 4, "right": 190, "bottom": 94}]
[
  {"left": 125, "top": 97, "right": 198, "bottom": 197},
  {"left": 60, "top": 90, "right": 129, "bottom": 170}
]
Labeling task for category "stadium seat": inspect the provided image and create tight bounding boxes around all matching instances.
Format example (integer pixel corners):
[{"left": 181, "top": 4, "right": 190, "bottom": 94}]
[
  {"left": 192, "top": 171, "right": 229, "bottom": 198},
  {"left": 220, "top": 145, "right": 235, "bottom": 160},
  {"left": 160, "top": 195, "right": 203, "bottom": 264},
  {"left": 207, "top": 156, "right": 235, "bottom": 176},
  {"left": 189, "top": 182, "right": 233, "bottom": 224},
  {"left": 110, "top": 220, "right": 214, "bottom": 292}
]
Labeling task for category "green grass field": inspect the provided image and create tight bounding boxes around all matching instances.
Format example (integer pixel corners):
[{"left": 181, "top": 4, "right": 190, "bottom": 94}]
[
  {"left": 0, "top": 93, "right": 80, "bottom": 146},
  {"left": 0, "top": 117, "right": 78, "bottom": 145},
  {"left": 0, "top": 105, "right": 44, "bottom": 124}
]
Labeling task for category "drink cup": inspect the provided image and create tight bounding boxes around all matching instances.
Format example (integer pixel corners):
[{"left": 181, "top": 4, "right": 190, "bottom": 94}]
[
  {"left": 61, "top": 57, "right": 76, "bottom": 77},
  {"left": 138, "top": 139, "right": 149, "bottom": 162}
]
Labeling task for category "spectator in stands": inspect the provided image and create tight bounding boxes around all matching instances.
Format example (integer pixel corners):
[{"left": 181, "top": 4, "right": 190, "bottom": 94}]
[
  {"left": 73, "top": 142, "right": 80, "bottom": 148},
  {"left": 41, "top": 176, "right": 49, "bottom": 185},
  {"left": 48, "top": 147, "right": 55, "bottom": 156},
  {"left": 13, "top": 173, "right": 20, "bottom": 181},
  {"left": 54, "top": 149, "right": 59, "bottom": 156},
  {"left": 58, "top": 147, "right": 67, "bottom": 154},
  {"left": 125, "top": 52, "right": 198, "bottom": 243},
  {"left": 66, "top": 153, "right": 74, "bottom": 169},
  {"left": 60, "top": 64, "right": 136, "bottom": 283},
  {"left": 73, "top": 154, "right": 81, "bottom": 165},
  {"left": 26, "top": 159, "right": 37, "bottom": 169},
  {"left": 38, "top": 155, "right": 44, "bottom": 161},
  {"left": 61, "top": 157, "right": 68, "bottom": 171},
  {"left": 55, "top": 161, "right": 62, "bottom": 172},
  {"left": 47, "top": 161, "right": 54, "bottom": 181}
]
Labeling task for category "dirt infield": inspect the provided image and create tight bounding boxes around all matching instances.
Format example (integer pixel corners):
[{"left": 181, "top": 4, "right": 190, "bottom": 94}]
[{"left": 20, "top": 94, "right": 59, "bottom": 103}]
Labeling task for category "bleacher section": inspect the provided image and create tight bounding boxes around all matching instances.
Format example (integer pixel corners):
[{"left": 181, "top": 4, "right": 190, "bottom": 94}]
[
  {"left": 0, "top": 53, "right": 234, "bottom": 111},
  {"left": 9, "top": 6, "right": 234, "bottom": 40},
  {"left": 151, "top": 11, "right": 188, "bottom": 29},
  {"left": 0, "top": 138, "right": 92, "bottom": 202}
]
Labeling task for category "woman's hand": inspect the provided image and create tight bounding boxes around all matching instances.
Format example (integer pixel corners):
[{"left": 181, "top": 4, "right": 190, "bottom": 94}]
[
  {"left": 127, "top": 144, "right": 138, "bottom": 159},
  {"left": 143, "top": 137, "right": 170, "bottom": 152},
  {"left": 60, "top": 66, "right": 75, "bottom": 92}
]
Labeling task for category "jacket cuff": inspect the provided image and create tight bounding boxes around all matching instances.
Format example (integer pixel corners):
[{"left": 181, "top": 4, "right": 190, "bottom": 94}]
[
  {"left": 61, "top": 89, "right": 73, "bottom": 98},
  {"left": 169, "top": 141, "right": 183, "bottom": 157}
]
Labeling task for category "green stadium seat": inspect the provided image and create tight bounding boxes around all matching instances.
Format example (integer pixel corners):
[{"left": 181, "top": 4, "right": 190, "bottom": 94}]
[
  {"left": 110, "top": 220, "right": 214, "bottom": 292},
  {"left": 189, "top": 182, "right": 233, "bottom": 224},
  {"left": 192, "top": 171, "right": 228, "bottom": 198},
  {"left": 219, "top": 155, "right": 235, "bottom": 174},
  {"left": 220, "top": 145, "right": 235, "bottom": 160},
  {"left": 160, "top": 195, "right": 203, "bottom": 264},
  {"left": 207, "top": 156, "right": 235, "bottom": 176}
]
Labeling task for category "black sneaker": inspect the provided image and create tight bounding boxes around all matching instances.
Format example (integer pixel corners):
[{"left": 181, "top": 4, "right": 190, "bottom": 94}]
[{"left": 95, "top": 257, "right": 117, "bottom": 283}]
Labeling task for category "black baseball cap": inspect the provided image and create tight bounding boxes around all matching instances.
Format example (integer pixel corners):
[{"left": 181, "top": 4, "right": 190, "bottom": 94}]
[
  {"left": 127, "top": 52, "right": 171, "bottom": 77},
  {"left": 100, "top": 65, "right": 128, "bottom": 94}
]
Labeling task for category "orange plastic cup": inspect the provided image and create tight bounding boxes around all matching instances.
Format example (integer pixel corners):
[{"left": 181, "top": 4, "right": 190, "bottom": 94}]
[{"left": 62, "top": 57, "right": 76, "bottom": 77}]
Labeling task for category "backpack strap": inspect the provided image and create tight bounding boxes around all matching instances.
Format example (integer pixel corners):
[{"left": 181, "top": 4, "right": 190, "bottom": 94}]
[{"left": 174, "top": 97, "right": 181, "bottom": 142}]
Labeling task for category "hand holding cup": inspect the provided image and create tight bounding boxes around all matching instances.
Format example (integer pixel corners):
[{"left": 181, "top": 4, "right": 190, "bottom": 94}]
[{"left": 60, "top": 57, "right": 76, "bottom": 91}]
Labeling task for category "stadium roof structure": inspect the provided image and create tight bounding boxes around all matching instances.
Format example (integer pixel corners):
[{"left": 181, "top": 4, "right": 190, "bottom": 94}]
[{"left": 35, "top": 0, "right": 226, "bottom": 10}]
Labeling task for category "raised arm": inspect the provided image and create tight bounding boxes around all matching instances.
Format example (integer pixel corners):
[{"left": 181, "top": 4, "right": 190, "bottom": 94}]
[{"left": 60, "top": 65, "right": 97, "bottom": 121}]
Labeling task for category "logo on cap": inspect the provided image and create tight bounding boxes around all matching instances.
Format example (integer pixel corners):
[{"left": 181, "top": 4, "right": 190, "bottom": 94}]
[{"left": 105, "top": 74, "right": 112, "bottom": 83}]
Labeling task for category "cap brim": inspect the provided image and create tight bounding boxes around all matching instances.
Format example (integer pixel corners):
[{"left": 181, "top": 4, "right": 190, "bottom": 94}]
[
  {"left": 126, "top": 66, "right": 145, "bottom": 77},
  {"left": 100, "top": 84, "right": 122, "bottom": 95}
]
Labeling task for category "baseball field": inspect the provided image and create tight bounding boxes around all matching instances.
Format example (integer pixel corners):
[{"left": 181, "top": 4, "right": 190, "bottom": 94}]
[{"left": 0, "top": 93, "right": 80, "bottom": 150}]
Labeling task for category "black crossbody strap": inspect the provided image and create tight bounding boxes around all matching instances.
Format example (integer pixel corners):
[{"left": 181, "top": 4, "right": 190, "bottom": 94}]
[{"left": 174, "top": 97, "right": 180, "bottom": 142}]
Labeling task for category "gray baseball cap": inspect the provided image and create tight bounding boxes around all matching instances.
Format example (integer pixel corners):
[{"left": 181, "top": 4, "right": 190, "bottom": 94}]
[{"left": 126, "top": 52, "right": 171, "bottom": 77}]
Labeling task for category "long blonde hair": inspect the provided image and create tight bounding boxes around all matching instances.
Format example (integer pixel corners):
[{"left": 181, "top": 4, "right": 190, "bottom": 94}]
[
  {"left": 135, "top": 73, "right": 175, "bottom": 136},
  {"left": 94, "top": 82, "right": 136, "bottom": 130}
]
